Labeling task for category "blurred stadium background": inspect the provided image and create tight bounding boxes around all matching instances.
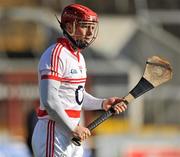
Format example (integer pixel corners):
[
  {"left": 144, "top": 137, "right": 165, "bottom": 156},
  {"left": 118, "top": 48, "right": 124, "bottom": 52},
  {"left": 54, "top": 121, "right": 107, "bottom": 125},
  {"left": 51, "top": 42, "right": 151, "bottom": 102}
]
[{"left": 0, "top": 0, "right": 180, "bottom": 157}]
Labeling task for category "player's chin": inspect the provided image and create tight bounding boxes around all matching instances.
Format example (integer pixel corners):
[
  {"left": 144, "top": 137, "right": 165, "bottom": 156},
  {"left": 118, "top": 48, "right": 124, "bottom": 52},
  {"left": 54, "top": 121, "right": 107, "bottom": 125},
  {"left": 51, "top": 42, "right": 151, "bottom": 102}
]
[{"left": 84, "top": 37, "right": 93, "bottom": 42}]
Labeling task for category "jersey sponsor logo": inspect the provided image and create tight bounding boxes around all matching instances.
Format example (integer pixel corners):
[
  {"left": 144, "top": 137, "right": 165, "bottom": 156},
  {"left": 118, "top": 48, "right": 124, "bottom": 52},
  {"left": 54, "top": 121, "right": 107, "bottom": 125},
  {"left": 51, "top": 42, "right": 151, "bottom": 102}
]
[{"left": 70, "top": 69, "right": 78, "bottom": 74}]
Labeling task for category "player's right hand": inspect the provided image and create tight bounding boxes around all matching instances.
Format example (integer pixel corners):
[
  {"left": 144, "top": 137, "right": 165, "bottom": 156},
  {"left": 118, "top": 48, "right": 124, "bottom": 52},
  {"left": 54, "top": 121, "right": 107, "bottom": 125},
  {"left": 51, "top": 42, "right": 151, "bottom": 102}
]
[
  {"left": 72, "top": 125, "right": 91, "bottom": 141},
  {"left": 102, "top": 97, "right": 127, "bottom": 114}
]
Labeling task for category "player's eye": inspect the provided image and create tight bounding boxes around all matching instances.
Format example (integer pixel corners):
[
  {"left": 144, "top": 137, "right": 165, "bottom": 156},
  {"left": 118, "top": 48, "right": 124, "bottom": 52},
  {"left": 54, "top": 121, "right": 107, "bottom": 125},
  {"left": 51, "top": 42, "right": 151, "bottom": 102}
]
[
  {"left": 79, "top": 24, "right": 88, "bottom": 28},
  {"left": 78, "top": 22, "right": 95, "bottom": 29},
  {"left": 91, "top": 26, "right": 95, "bottom": 30}
]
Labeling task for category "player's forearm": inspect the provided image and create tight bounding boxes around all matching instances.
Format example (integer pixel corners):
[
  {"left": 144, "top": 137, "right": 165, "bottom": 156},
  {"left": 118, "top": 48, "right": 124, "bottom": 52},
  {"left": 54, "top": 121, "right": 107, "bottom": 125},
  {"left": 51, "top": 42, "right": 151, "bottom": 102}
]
[
  {"left": 82, "top": 91, "right": 105, "bottom": 110},
  {"left": 40, "top": 79, "right": 76, "bottom": 133}
]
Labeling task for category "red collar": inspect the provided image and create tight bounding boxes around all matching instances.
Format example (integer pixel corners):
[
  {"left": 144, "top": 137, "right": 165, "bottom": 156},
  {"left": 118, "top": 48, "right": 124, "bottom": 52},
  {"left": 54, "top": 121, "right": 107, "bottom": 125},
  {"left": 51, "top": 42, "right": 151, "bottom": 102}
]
[{"left": 57, "top": 37, "right": 80, "bottom": 61}]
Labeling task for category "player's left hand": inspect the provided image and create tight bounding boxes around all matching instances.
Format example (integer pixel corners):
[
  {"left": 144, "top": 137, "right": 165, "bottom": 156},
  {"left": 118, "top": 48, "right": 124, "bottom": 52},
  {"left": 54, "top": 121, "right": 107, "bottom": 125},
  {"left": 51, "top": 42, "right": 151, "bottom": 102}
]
[{"left": 102, "top": 97, "right": 127, "bottom": 114}]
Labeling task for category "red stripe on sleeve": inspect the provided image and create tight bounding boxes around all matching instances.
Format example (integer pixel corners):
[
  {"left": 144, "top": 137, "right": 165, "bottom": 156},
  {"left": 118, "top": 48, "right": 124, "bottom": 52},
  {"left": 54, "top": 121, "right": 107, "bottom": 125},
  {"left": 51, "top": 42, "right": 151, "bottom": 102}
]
[
  {"left": 51, "top": 44, "right": 62, "bottom": 76},
  {"left": 55, "top": 46, "right": 63, "bottom": 76}
]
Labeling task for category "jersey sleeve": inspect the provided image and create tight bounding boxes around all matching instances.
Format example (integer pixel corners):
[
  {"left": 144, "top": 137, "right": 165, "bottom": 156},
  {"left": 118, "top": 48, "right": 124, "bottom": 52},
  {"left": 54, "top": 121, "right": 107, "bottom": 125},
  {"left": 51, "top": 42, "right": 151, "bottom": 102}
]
[
  {"left": 38, "top": 44, "right": 75, "bottom": 133},
  {"left": 40, "top": 79, "right": 76, "bottom": 133},
  {"left": 82, "top": 91, "right": 105, "bottom": 110}
]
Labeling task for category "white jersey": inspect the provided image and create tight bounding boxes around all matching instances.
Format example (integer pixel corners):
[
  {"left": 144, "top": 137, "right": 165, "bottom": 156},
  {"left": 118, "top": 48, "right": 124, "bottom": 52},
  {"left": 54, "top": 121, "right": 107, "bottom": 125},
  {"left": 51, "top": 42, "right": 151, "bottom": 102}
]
[{"left": 38, "top": 37, "right": 87, "bottom": 127}]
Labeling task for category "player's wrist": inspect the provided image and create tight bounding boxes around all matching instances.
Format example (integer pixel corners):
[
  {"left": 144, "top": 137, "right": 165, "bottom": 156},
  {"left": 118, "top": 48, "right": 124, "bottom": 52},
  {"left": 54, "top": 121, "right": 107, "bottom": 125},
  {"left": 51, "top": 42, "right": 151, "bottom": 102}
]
[{"left": 101, "top": 99, "right": 106, "bottom": 110}]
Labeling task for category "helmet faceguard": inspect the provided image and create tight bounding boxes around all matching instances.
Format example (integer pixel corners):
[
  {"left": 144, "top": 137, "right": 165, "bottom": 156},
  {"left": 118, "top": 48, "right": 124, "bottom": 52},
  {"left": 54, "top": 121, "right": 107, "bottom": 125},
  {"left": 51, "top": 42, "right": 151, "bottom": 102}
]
[
  {"left": 70, "top": 20, "right": 98, "bottom": 49},
  {"left": 57, "top": 4, "right": 99, "bottom": 49}
]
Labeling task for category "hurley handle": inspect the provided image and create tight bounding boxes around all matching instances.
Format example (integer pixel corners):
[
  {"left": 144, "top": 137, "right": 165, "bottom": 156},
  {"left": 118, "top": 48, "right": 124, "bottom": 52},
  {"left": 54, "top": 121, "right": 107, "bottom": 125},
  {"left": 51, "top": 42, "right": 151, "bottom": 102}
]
[
  {"left": 72, "top": 107, "right": 115, "bottom": 146},
  {"left": 71, "top": 107, "right": 116, "bottom": 146}
]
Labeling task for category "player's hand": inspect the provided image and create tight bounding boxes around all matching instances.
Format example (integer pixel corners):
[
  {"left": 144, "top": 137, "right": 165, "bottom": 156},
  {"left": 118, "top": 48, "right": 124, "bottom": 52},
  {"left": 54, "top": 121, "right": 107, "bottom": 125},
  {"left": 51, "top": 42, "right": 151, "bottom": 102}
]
[
  {"left": 72, "top": 125, "right": 91, "bottom": 141},
  {"left": 102, "top": 97, "right": 127, "bottom": 114}
]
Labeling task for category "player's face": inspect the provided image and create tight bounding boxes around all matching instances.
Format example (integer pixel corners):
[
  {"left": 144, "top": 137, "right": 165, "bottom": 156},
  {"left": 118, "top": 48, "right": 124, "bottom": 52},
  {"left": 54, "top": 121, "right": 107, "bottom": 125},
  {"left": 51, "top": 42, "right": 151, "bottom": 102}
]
[
  {"left": 74, "top": 21, "right": 97, "bottom": 43},
  {"left": 65, "top": 21, "right": 98, "bottom": 48}
]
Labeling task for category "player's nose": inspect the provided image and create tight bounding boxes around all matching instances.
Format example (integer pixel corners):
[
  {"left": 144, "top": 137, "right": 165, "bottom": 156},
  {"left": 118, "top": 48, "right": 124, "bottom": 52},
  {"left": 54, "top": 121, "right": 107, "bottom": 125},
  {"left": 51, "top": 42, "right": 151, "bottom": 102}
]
[{"left": 86, "top": 26, "right": 93, "bottom": 36}]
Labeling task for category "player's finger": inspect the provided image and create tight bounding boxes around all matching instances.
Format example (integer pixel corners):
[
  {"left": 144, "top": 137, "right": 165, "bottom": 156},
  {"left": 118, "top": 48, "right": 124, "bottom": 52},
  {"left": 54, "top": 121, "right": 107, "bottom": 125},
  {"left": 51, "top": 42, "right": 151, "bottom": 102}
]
[
  {"left": 84, "top": 133, "right": 89, "bottom": 140},
  {"left": 114, "top": 103, "right": 127, "bottom": 114},
  {"left": 87, "top": 129, "right": 91, "bottom": 136},
  {"left": 82, "top": 133, "right": 86, "bottom": 141},
  {"left": 116, "top": 101, "right": 128, "bottom": 109},
  {"left": 82, "top": 129, "right": 91, "bottom": 140},
  {"left": 81, "top": 133, "right": 90, "bottom": 141}
]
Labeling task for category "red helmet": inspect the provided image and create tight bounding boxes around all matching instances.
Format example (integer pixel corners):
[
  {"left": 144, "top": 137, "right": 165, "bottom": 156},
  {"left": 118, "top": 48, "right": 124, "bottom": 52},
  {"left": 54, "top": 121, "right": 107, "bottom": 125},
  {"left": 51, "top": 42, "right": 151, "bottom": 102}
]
[
  {"left": 61, "top": 4, "right": 98, "bottom": 25},
  {"left": 58, "top": 4, "right": 99, "bottom": 49}
]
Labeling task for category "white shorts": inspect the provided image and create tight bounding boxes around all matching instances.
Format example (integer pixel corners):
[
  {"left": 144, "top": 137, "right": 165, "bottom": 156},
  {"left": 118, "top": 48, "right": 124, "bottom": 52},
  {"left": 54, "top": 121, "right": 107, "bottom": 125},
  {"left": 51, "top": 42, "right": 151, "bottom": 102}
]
[{"left": 32, "top": 119, "right": 83, "bottom": 157}]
